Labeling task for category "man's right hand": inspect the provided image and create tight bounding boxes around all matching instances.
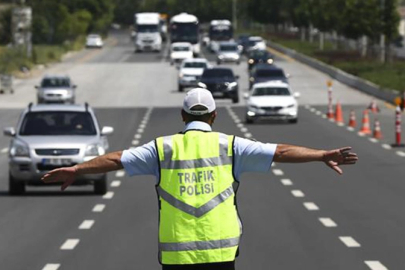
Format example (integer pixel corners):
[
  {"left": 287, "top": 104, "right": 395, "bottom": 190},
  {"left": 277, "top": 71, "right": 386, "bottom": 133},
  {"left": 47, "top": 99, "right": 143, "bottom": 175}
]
[{"left": 41, "top": 166, "right": 77, "bottom": 191}]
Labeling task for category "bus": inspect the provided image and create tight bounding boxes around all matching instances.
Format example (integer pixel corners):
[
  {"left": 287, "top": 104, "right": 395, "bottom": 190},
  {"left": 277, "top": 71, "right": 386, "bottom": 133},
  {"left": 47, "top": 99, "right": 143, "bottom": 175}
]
[
  {"left": 170, "top": 13, "right": 200, "bottom": 56},
  {"left": 208, "top": 20, "right": 233, "bottom": 53}
]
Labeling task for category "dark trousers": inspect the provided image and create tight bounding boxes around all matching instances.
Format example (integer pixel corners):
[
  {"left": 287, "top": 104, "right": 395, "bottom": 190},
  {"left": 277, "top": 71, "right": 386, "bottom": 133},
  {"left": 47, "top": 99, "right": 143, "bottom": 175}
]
[{"left": 162, "top": 261, "right": 235, "bottom": 270}]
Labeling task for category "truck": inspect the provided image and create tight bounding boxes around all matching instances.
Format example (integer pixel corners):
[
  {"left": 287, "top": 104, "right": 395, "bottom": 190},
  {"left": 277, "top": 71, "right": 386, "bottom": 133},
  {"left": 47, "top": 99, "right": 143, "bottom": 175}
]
[{"left": 134, "top": 12, "right": 162, "bottom": 52}]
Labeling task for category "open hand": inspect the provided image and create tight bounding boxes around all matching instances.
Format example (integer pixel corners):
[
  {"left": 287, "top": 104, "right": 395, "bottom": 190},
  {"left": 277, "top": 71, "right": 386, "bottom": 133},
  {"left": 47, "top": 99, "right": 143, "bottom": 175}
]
[
  {"left": 323, "top": 147, "right": 358, "bottom": 175},
  {"left": 41, "top": 166, "right": 77, "bottom": 191}
]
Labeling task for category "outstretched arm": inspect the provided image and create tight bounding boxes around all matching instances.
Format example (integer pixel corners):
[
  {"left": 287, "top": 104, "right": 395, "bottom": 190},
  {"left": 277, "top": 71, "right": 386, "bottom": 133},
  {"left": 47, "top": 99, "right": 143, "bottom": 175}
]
[
  {"left": 273, "top": 144, "right": 358, "bottom": 175},
  {"left": 41, "top": 151, "right": 123, "bottom": 191}
]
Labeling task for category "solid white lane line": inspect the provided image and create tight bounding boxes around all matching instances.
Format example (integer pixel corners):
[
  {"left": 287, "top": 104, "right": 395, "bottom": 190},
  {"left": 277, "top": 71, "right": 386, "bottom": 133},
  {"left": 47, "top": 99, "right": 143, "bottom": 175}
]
[
  {"left": 272, "top": 169, "right": 284, "bottom": 176},
  {"left": 339, "top": 236, "right": 361, "bottom": 247},
  {"left": 244, "top": 133, "right": 252, "bottom": 138},
  {"left": 60, "top": 239, "right": 80, "bottom": 250},
  {"left": 132, "top": 140, "right": 139, "bottom": 145},
  {"left": 280, "top": 179, "right": 293, "bottom": 186},
  {"left": 364, "top": 261, "right": 388, "bottom": 270},
  {"left": 382, "top": 144, "right": 392, "bottom": 150},
  {"left": 111, "top": 180, "right": 121, "bottom": 187},
  {"left": 396, "top": 151, "right": 405, "bottom": 157},
  {"left": 115, "top": 170, "right": 125, "bottom": 177},
  {"left": 369, "top": 138, "right": 378, "bottom": 143},
  {"left": 102, "top": 191, "right": 114, "bottom": 199},
  {"left": 291, "top": 190, "right": 305, "bottom": 197},
  {"left": 134, "top": 134, "right": 142, "bottom": 139},
  {"left": 319, "top": 217, "right": 337, "bottom": 227},
  {"left": 79, "top": 220, "right": 95, "bottom": 230},
  {"left": 303, "top": 202, "right": 319, "bottom": 211},
  {"left": 42, "top": 264, "right": 60, "bottom": 270},
  {"left": 1, "top": 147, "right": 8, "bottom": 153},
  {"left": 92, "top": 204, "right": 105, "bottom": 212}
]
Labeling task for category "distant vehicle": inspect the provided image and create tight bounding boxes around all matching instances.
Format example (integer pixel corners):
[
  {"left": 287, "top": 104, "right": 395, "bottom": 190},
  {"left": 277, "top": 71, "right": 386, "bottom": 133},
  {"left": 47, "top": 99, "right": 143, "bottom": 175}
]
[
  {"left": 247, "top": 36, "right": 267, "bottom": 52},
  {"left": 35, "top": 75, "right": 77, "bottom": 104},
  {"left": 0, "top": 74, "right": 14, "bottom": 94},
  {"left": 208, "top": 20, "right": 233, "bottom": 53},
  {"left": 170, "top": 13, "right": 200, "bottom": 56},
  {"left": 178, "top": 58, "right": 211, "bottom": 92},
  {"left": 216, "top": 41, "right": 241, "bottom": 65},
  {"left": 245, "top": 81, "right": 299, "bottom": 124},
  {"left": 3, "top": 103, "right": 114, "bottom": 195},
  {"left": 170, "top": 42, "right": 193, "bottom": 65},
  {"left": 249, "top": 64, "right": 289, "bottom": 89},
  {"left": 237, "top": 34, "right": 250, "bottom": 53},
  {"left": 86, "top": 34, "right": 103, "bottom": 48},
  {"left": 198, "top": 67, "right": 239, "bottom": 103},
  {"left": 247, "top": 50, "right": 274, "bottom": 70},
  {"left": 134, "top": 12, "right": 162, "bottom": 52}
]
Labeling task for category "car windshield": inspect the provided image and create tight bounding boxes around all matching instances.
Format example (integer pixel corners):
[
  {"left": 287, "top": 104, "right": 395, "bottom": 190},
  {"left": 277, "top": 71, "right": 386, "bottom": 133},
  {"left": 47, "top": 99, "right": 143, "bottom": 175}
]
[
  {"left": 202, "top": 69, "right": 234, "bottom": 79},
  {"left": 250, "top": 50, "right": 269, "bottom": 58},
  {"left": 19, "top": 112, "right": 97, "bottom": 136},
  {"left": 41, "top": 78, "right": 70, "bottom": 88},
  {"left": 137, "top": 24, "right": 159, "bottom": 33},
  {"left": 173, "top": 46, "right": 190, "bottom": 52},
  {"left": 256, "top": 69, "right": 285, "bottom": 78},
  {"left": 183, "top": 62, "right": 207, "bottom": 68},
  {"left": 252, "top": 87, "right": 290, "bottom": 96},
  {"left": 88, "top": 35, "right": 100, "bottom": 39},
  {"left": 220, "top": 45, "right": 238, "bottom": 51},
  {"left": 249, "top": 39, "right": 262, "bottom": 46}
]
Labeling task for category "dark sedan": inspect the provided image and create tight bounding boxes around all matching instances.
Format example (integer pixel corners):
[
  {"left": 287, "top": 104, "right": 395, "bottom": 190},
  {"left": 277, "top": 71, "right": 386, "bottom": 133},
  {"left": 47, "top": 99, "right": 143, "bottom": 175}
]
[
  {"left": 249, "top": 64, "right": 288, "bottom": 89},
  {"left": 198, "top": 67, "right": 239, "bottom": 103},
  {"left": 247, "top": 50, "right": 274, "bottom": 70}
]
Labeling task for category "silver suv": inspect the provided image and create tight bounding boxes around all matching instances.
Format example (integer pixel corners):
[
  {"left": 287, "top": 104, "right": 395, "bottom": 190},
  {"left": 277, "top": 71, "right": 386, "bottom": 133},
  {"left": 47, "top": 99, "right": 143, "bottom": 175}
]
[
  {"left": 3, "top": 103, "right": 114, "bottom": 195},
  {"left": 35, "top": 75, "right": 76, "bottom": 104}
]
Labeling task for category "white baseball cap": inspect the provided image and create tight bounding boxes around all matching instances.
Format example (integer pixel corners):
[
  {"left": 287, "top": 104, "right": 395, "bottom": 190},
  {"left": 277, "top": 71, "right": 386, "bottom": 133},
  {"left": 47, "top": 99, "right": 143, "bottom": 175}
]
[{"left": 183, "top": 88, "right": 216, "bottom": 115}]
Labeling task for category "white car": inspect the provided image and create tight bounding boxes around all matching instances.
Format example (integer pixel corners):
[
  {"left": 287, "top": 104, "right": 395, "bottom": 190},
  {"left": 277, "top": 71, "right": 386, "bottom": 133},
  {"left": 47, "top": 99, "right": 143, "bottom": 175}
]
[
  {"left": 170, "top": 42, "right": 193, "bottom": 65},
  {"left": 247, "top": 36, "right": 266, "bottom": 52},
  {"left": 216, "top": 42, "right": 241, "bottom": 65},
  {"left": 86, "top": 34, "right": 103, "bottom": 48},
  {"left": 245, "top": 81, "right": 299, "bottom": 124},
  {"left": 178, "top": 58, "right": 211, "bottom": 92}
]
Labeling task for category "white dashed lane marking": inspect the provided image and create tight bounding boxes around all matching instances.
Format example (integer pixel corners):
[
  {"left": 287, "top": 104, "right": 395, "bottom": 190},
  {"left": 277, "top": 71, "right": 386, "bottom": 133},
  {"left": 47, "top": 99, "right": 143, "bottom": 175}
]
[
  {"left": 102, "top": 191, "right": 114, "bottom": 199},
  {"left": 319, "top": 217, "right": 337, "bottom": 227},
  {"left": 244, "top": 133, "right": 252, "bottom": 138},
  {"left": 111, "top": 180, "right": 121, "bottom": 187},
  {"left": 42, "top": 264, "right": 60, "bottom": 270},
  {"left": 280, "top": 179, "right": 293, "bottom": 186},
  {"left": 1, "top": 147, "right": 8, "bottom": 153},
  {"left": 291, "top": 190, "right": 305, "bottom": 197},
  {"left": 134, "top": 134, "right": 142, "bottom": 139},
  {"left": 115, "top": 170, "right": 125, "bottom": 177},
  {"left": 369, "top": 138, "right": 378, "bottom": 143},
  {"left": 382, "top": 144, "right": 392, "bottom": 150},
  {"left": 79, "top": 220, "right": 95, "bottom": 230},
  {"left": 132, "top": 140, "right": 139, "bottom": 145},
  {"left": 272, "top": 169, "right": 284, "bottom": 176},
  {"left": 240, "top": 127, "right": 248, "bottom": 132},
  {"left": 396, "top": 151, "right": 405, "bottom": 157},
  {"left": 339, "top": 236, "right": 361, "bottom": 247},
  {"left": 303, "top": 202, "right": 319, "bottom": 211},
  {"left": 60, "top": 239, "right": 80, "bottom": 250},
  {"left": 364, "top": 261, "right": 388, "bottom": 270},
  {"left": 92, "top": 204, "right": 105, "bottom": 212},
  {"left": 137, "top": 128, "right": 144, "bottom": 133}
]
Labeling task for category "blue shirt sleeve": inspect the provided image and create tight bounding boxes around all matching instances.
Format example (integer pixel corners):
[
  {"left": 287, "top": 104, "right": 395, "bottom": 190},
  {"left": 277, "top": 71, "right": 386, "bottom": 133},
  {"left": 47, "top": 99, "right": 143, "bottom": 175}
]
[
  {"left": 233, "top": 136, "right": 277, "bottom": 180},
  {"left": 121, "top": 140, "right": 159, "bottom": 178}
]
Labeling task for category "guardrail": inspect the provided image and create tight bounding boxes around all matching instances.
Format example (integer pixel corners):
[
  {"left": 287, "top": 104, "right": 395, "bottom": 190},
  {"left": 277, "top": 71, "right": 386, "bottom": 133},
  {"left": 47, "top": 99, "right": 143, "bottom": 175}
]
[{"left": 267, "top": 41, "right": 399, "bottom": 104}]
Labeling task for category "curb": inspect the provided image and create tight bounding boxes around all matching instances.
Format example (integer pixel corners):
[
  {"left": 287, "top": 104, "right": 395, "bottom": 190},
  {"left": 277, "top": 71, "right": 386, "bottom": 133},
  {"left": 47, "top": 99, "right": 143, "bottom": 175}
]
[{"left": 267, "top": 41, "right": 400, "bottom": 105}]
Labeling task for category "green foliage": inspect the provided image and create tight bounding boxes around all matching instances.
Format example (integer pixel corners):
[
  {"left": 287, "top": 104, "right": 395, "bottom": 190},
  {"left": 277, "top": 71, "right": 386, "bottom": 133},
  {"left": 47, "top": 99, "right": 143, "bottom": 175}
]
[{"left": 0, "top": 7, "right": 12, "bottom": 44}]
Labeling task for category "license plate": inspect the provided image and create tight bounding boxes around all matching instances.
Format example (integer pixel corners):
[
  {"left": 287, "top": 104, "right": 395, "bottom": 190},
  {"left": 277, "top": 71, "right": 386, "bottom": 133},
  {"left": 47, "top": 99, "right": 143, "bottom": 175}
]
[
  {"left": 42, "top": 158, "right": 72, "bottom": 166},
  {"left": 212, "top": 92, "right": 224, "bottom": 97}
]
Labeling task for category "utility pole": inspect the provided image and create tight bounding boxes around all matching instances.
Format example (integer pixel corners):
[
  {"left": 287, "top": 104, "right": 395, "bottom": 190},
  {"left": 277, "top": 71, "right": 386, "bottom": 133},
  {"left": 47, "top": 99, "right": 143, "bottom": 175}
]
[
  {"left": 380, "top": 0, "right": 386, "bottom": 63},
  {"left": 232, "top": 0, "right": 237, "bottom": 31}
]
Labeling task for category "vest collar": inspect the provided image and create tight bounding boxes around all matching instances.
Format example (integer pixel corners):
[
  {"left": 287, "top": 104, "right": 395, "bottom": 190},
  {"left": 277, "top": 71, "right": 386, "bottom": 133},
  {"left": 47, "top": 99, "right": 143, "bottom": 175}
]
[{"left": 184, "top": 121, "right": 212, "bottom": 132}]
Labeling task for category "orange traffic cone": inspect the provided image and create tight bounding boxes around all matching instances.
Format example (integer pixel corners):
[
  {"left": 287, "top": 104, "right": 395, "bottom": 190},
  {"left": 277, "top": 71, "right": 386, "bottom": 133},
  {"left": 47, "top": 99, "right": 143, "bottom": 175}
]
[
  {"left": 373, "top": 118, "right": 383, "bottom": 139},
  {"left": 335, "top": 101, "right": 344, "bottom": 124},
  {"left": 368, "top": 99, "right": 380, "bottom": 114},
  {"left": 348, "top": 110, "right": 356, "bottom": 128},
  {"left": 359, "top": 109, "right": 372, "bottom": 135}
]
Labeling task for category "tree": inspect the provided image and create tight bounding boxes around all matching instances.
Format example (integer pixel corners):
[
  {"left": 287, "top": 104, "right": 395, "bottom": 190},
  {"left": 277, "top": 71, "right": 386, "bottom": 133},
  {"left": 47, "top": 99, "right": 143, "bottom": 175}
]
[{"left": 0, "top": 7, "right": 12, "bottom": 44}]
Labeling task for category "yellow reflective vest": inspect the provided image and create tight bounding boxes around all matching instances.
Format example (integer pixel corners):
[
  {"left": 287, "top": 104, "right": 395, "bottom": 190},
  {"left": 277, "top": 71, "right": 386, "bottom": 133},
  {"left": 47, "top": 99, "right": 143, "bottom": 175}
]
[{"left": 155, "top": 131, "right": 242, "bottom": 265}]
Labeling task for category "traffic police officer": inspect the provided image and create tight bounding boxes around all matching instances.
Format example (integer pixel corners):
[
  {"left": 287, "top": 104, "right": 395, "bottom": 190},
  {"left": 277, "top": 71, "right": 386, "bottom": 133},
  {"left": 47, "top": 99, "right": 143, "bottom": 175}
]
[{"left": 42, "top": 88, "right": 358, "bottom": 270}]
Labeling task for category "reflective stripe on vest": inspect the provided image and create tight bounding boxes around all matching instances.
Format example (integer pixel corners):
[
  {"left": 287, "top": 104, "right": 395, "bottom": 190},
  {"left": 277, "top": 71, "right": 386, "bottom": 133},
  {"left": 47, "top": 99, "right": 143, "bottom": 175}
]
[{"left": 160, "top": 236, "right": 240, "bottom": 252}]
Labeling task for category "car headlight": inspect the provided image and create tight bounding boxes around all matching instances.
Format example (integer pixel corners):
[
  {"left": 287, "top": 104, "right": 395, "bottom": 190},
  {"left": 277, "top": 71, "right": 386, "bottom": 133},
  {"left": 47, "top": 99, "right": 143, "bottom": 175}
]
[
  {"left": 218, "top": 55, "right": 224, "bottom": 59},
  {"left": 85, "top": 144, "right": 105, "bottom": 156},
  {"left": 10, "top": 140, "right": 30, "bottom": 157},
  {"left": 249, "top": 77, "right": 254, "bottom": 82},
  {"left": 179, "top": 72, "right": 184, "bottom": 78},
  {"left": 267, "top": 59, "right": 274, "bottom": 64},
  {"left": 226, "top": 82, "right": 238, "bottom": 89},
  {"left": 248, "top": 59, "right": 254, "bottom": 64}
]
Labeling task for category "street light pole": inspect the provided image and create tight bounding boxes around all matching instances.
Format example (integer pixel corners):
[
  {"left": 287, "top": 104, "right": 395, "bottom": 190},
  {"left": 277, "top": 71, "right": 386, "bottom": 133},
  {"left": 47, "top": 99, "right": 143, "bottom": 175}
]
[{"left": 380, "top": 0, "right": 386, "bottom": 63}]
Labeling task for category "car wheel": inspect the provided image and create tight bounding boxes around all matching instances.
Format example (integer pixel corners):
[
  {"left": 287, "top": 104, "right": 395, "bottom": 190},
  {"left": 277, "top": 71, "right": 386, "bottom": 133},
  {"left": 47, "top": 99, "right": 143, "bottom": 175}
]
[
  {"left": 289, "top": 118, "right": 298, "bottom": 124},
  {"left": 9, "top": 173, "right": 25, "bottom": 195},
  {"left": 232, "top": 96, "right": 239, "bottom": 104},
  {"left": 178, "top": 84, "right": 184, "bottom": 92},
  {"left": 94, "top": 175, "right": 107, "bottom": 195}
]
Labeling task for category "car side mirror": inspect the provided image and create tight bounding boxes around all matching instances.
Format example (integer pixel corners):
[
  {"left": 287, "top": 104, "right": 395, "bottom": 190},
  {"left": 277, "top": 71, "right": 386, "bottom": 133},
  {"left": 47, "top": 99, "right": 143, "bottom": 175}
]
[
  {"left": 101, "top": 126, "right": 114, "bottom": 136},
  {"left": 34, "top": 85, "right": 39, "bottom": 89},
  {"left": 3, "top": 127, "right": 16, "bottom": 137},
  {"left": 235, "top": 75, "right": 240, "bottom": 80},
  {"left": 293, "top": 92, "right": 300, "bottom": 99},
  {"left": 243, "top": 92, "right": 249, "bottom": 99},
  {"left": 73, "top": 85, "right": 77, "bottom": 89}
]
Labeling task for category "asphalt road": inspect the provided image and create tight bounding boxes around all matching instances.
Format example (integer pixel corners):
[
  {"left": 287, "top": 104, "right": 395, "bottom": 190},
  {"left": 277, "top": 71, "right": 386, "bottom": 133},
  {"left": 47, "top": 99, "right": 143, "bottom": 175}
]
[{"left": 0, "top": 29, "right": 404, "bottom": 270}]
